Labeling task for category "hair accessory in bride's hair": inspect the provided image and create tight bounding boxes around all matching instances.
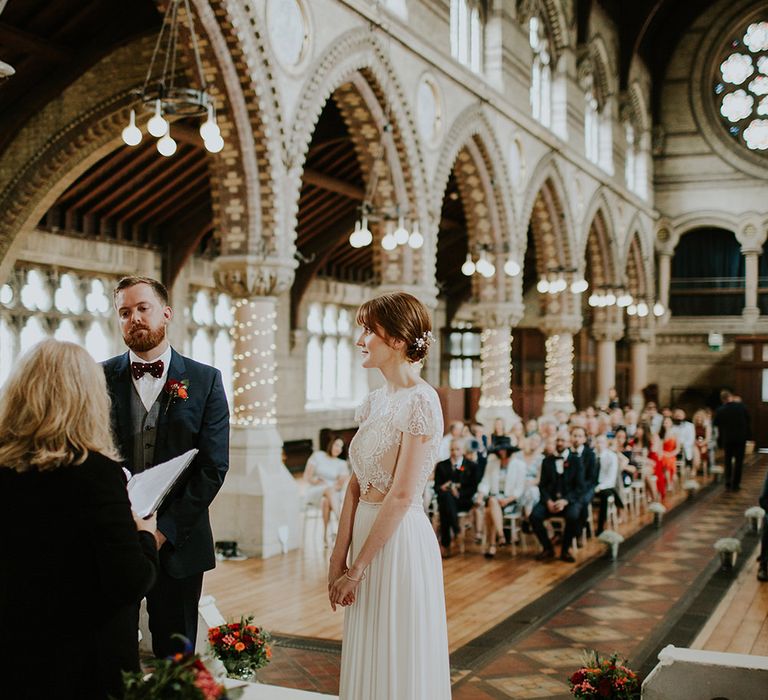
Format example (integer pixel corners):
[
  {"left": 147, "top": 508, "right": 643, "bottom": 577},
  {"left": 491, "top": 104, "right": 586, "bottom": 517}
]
[{"left": 412, "top": 330, "right": 435, "bottom": 352}]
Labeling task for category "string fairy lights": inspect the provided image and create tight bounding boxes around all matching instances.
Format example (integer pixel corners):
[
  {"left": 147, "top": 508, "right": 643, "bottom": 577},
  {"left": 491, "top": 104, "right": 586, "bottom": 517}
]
[
  {"left": 543, "top": 332, "right": 575, "bottom": 408},
  {"left": 231, "top": 298, "right": 279, "bottom": 427},
  {"left": 478, "top": 327, "right": 514, "bottom": 409}
]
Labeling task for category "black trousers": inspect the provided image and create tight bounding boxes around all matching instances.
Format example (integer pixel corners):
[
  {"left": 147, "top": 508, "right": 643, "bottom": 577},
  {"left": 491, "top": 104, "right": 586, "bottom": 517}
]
[
  {"left": 596, "top": 488, "right": 618, "bottom": 534},
  {"left": 724, "top": 440, "right": 746, "bottom": 489},
  {"left": 530, "top": 501, "right": 582, "bottom": 556},
  {"left": 436, "top": 490, "right": 473, "bottom": 548},
  {"left": 145, "top": 567, "right": 204, "bottom": 657}
]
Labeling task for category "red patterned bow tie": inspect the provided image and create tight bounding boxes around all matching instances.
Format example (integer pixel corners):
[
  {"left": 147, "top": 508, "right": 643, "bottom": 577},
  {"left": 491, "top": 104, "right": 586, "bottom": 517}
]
[{"left": 131, "top": 359, "right": 164, "bottom": 380}]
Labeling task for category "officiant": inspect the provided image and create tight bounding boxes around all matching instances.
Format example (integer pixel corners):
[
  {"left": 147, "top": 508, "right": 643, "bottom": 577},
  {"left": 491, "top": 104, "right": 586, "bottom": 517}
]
[{"left": 104, "top": 276, "right": 230, "bottom": 657}]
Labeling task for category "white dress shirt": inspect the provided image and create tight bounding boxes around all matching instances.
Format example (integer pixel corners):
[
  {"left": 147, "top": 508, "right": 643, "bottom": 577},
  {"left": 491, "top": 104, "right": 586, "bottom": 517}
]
[
  {"left": 130, "top": 346, "right": 172, "bottom": 411},
  {"left": 595, "top": 450, "right": 618, "bottom": 492}
]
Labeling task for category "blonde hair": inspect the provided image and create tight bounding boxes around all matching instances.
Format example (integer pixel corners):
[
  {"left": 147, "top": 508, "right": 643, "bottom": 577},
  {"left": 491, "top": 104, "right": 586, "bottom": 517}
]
[{"left": 0, "top": 339, "right": 120, "bottom": 472}]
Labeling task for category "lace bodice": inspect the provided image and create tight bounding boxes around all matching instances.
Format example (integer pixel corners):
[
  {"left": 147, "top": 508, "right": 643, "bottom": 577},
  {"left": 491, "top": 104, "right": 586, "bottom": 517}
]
[{"left": 349, "top": 383, "right": 443, "bottom": 504}]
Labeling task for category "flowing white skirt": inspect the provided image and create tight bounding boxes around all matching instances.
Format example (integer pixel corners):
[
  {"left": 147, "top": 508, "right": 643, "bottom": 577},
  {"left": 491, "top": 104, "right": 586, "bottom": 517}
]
[{"left": 339, "top": 501, "right": 451, "bottom": 700}]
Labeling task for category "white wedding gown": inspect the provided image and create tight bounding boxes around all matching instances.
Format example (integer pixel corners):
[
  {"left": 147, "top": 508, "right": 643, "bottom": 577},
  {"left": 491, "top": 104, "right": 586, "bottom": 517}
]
[{"left": 339, "top": 383, "right": 451, "bottom": 700}]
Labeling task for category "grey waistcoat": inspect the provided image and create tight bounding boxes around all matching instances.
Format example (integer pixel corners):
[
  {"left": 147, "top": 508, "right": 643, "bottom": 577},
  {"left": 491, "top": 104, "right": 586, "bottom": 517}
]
[{"left": 129, "top": 384, "right": 162, "bottom": 473}]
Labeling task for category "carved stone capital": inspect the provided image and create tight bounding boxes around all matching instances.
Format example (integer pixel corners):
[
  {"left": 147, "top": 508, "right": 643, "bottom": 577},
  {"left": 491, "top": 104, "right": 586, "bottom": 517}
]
[
  {"left": 591, "top": 322, "right": 624, "bottom": 343},
  {"left": 627, "top": 325, "right": 653, "bottom": 344},
  {"left": 471, "top": 301, "right": 525, "bottom": 330},
  {"left": 736, "top": 222, "right": 766, "bottom": 254},
  {"left": 540, "top": 313, "right": 582, "bottom": 337},
  {"left": 214, "top": 255, "right": 296, "bottom": 298}
]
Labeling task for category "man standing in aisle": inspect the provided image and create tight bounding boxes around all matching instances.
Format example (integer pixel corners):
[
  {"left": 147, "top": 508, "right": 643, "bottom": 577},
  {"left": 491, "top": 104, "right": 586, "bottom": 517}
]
[
  {"left": 714, "top": 390, "right": 750, "bottom": 491},
  {"left": 104, "top": 276, "right": 230, "bottom": 656}
]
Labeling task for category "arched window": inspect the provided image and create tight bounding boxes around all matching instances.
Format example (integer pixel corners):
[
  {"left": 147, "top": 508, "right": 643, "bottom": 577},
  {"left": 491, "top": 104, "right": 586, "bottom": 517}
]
[
  {"left": 187, "top": 289, "right": 233, "bottom": 405},
  {"left": 305, "top": 302, "right": 367, "bottom": 408},
  {"left": 670, "top": 228, "right": 744, "bottom": 316},
  {"left": 450, "top": 0, "right": 483, "bottom": 73},
  {"left": 584, "top": 85, "right": 600, "bottom": 164},
  {"left": 624, "top": 123, "right": 636, "bottom": 191},
  {"left": 529, "top": 15, "right": 552, "bottom": 128}
]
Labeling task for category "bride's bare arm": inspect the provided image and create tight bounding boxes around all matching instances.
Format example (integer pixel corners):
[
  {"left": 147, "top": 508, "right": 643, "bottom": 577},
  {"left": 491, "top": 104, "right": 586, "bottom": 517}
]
[
  {"left": 328, "top": 474, "right": 360, "bottom": 608},
  {"left": 346, "top": 432, "right": 430, "bottom": 579}
]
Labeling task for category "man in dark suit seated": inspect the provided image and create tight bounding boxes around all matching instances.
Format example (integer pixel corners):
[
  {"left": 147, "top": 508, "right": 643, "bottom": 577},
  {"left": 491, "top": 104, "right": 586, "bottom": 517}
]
[
  {"left": 529, "top": 431, "right": 584, "bottom": 563},
  {"left": 434, "top": 439, "right": 479, "bottom": 557},
  {"left": 713, "top": 389, "right": 751, "bottom": 491},
  {"left": 104, "top": 276, "right": 230, "bottom": 657},
  {"left": 570, "top": 425, "right": 597, "bottom": 537}
]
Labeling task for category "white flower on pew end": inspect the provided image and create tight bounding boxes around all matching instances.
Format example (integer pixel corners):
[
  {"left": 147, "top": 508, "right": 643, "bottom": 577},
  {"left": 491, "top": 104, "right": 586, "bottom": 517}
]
[
  {"left": 713, "top": 537, "right": 741, "bottom": 553},
  {"left": 683, "top": 479, "right": 700, "bottom": 492},
  {"left": 597, "top": 530, "right": 625, "bottom": 545},
  {"left": 745, "top": 506, "right": 766, "bottom": 519},
  {"left": 648, "top": 502, "right": 667, "bottom": 514}
]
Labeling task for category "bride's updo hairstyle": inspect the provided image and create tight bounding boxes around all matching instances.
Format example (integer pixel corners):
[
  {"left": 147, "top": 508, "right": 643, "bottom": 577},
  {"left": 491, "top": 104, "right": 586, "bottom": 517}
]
[{"left": 356, "top": 292, "right": 434, "bottom": 363}]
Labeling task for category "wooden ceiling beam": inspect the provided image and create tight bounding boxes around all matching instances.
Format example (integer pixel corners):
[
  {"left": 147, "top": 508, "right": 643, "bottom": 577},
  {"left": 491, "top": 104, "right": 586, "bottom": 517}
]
[
  {"left": 0, "top": 22, "right": 72, "bottom": 62},
  {"left": 132, "top": 171, "right": 210, "bottom": 224},
  {"left": 57, "top": 146, "right": 144, "bottom": 206},
  {"left": 302, "top": 169, "right": 364, "bottom": 201}
]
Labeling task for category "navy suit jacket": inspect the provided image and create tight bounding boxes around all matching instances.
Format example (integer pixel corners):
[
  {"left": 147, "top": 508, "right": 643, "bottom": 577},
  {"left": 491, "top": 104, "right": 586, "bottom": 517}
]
[
  {"left": 103, "top": 349, "right": 230, "bottom": 579},
  {"left": 539, "top": 450, "right": 584, "bottom": 505}
]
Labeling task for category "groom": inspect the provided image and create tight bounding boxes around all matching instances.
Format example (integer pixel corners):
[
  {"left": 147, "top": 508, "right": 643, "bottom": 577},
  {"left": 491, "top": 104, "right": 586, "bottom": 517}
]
[{"left": 104, "top": 276, "right": 229, "bottom": 656}]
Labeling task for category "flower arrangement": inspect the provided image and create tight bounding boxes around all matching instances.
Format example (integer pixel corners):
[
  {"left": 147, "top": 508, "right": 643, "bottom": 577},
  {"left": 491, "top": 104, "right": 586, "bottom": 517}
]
[
  {"left": 208, "top": 617, "right": 272, "bottom": 680},
  {"left": 714, "top": 537, "right": 742, "bottom": 571},
  {"left": 121, "top": 643, "right": 234, "bottom": 700},
  {"left": 597, "top": 530, "right": 625, "bottom": 560},
  {"left": 745, "top": 506, "right": 766, "bottom": 533},
  {"left": 568, "top": 651, "right": 640, "bottom": 699}
]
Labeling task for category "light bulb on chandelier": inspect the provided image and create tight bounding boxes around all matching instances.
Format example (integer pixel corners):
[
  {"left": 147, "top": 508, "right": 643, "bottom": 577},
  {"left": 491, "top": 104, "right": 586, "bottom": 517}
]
[
  {"left": 157, "top": 129, "right": 177, "bottom": 157},
  {"left": 653, "top": 301, "right": 665, "bottom": 317},
  {"left": 408, "top": 226, "right": 424, "bottom": 249},
  {"left": 358, "top": 217, "right": 372, "bottom": 247},
  {"left": 147, "top": 99, "right": 168, "bottom": 138},
  {"left": 504, "top": 259, "right": 521, "bottom": 277},
  {"left": 382, "top": 231, "right": 397, "bottom": 251},
  {"left": 199, "top": 104, "right": 221, "bottom": 142},
  {"left": 121, "top": 109, "right": 142, "bottom": 146},
  {"left": 536, "top": 278, "right": 550, "bottom": 294},
  {"left": 393, "top": 217, "right": 409, "bottom": 246},
  {"left": 461, "top": 253, "right": 476, "bottom": 276},
  {"left": 349, "top": 220, "right": 363, "bottom": 248},
  {"left": 636, "top": 301, "right": 649, "bottom": 317},
  {"left": 570, "top": 278, "right": 588, "bottom": 294}
]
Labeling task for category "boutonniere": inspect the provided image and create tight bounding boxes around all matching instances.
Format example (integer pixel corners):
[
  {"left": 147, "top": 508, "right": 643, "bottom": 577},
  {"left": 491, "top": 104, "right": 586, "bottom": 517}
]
[{"left": 164, "top": 378, "right": 189, "bottom": 413}]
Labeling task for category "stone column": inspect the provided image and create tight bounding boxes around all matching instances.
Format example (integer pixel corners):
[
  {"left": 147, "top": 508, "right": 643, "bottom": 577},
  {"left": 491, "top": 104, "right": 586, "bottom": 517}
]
[
  {"left": 210, "top": 257, "right": 300, "bottom": 558},
  {"left": 473, "top": 303, "right": 524, "bottom": 429},
  {"left": 627, "top": 326, "right": 652, "bottom": 412},
  {"left": 657, "top": 251, "right": 672, "bottom": 314},
  {"left": 742, "top": 247, "right": 760, "bottom": 324},
  {"left": 541, "top": 316, "right": 581, "bottom": 415},
  {"left": 592, "top": 323, "right": 624, "bottom": 409}
]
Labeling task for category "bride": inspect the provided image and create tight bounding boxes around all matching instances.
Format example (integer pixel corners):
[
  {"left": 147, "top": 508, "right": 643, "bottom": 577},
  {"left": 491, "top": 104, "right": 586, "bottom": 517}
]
[{"left": 328, "top": 291, "right": 451, "bottom": 699}]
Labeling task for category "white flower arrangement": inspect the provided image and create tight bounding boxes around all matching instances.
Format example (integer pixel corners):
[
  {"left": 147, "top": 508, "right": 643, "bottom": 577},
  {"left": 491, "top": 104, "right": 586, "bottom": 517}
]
[
  {"left": 683, "top": 479, "right": 700, "bottom": 492},
  {"left": 713, "top": 537, "right": 741, "bottom": 553},
  {"left": 745, "top": 506, "right": 766, "bottom": 519},
  {"left": 598, "top": 530, "right": 625, "bottom": 545},
  {"left": 649, "top": 502, "right": 667, "bottom": 514}
]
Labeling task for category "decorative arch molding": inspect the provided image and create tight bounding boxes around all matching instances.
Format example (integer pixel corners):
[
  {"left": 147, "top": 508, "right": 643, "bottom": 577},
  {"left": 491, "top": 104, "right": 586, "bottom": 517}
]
[
  {"left": 517, "top": 0, "right": 572, "bottom": 54},
  {"left": 623, "top": 211, "right": 653, "bottom": 262},
  {"left": 520, "top": 155, "right": 577, "bottom": 271},
  {"left": 432, "top": 106, "right": 517, "bottom": 253},
  {"left": 625, "top": 80, "right": 651, "bottom": 133},
  {"left": 665, "top": 211, "right": 743, "bottom": 251},
  {"left": 625, "top": 231, "right": 650, "bottom": 300},
  {"left": 285, "top": 28, "right": 428, "bottom": 265},
  {"left": 579, "top": 188, "right": 619, "bottom": 263},
  {"left": 578, "top": 35, "right": 615, "bottom": 107},
  {"left": 192, "top": 0, "right": 290, "bottom": 257},
  {"left": 583, "top": 209, "right": 621, "bottom": 289}
]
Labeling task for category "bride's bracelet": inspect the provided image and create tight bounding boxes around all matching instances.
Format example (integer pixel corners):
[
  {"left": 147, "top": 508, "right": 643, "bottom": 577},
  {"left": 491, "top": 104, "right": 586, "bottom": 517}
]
[{"left": 344, "top": 570, "right": 366, "bottom": 583}]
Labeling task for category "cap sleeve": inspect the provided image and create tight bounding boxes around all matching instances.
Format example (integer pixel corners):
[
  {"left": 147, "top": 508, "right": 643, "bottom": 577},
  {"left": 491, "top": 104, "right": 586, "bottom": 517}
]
[
  {"left": 393, "top": 389, "right": 442, "bottom": 438},
  {"left": 354, "top": 393, "right": 373, "bottom": 425}
]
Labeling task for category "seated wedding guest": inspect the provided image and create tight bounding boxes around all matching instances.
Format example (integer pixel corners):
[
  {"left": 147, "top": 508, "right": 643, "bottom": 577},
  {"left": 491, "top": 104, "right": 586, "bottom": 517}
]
[
  {"left": 571, "top": 425, "right": 596, "bottom": 537},
  {"left": 302, "top": 436, "right": 350, "bottom": 546},
  {"left": 529, "top": 432, "right": 584, "bottom": 563},
  {"left": 490, "top": 417, "right": 509, "bottom": 446},
  {"left": 660, "top": 416, "right": 679, "bottom": 486},
  {"left": 525, "top": 418, "right": 539, "bottom": 437},
  {"left": 607, "top": 387, "right": 621, "bottom": 410},
  {"left": 435, "top": 439, "right": 479, "bottom": 557},
  {"left": 469, "top": 422, "right": 489, "bottom": 480},
  {"left": 438, "top": 420, "right": 465, "bottom": 461},
  {"left": 648, "top": 433, "right": 667, "bottom": 500},
  {"left": 593, "top": 435, "right": 621, "bottom": 534},
  {"left": 624, "top": 409, "right": 639, "bottom": 438},
  {"left": 614, "top": 427, "right": 637, "bottom": 486},
  {"left": 510, "top": 420, "right": 526, "bottom": 447},
  {"left": 672, "top": 408, "right": 696, "bottom": 470},
  {"left": 643, "top": 401, "right": 663, "bottom": 435},
  {"left": 0, "top": 340, "right": 158, "bottom": 700},
  {"left": 519, "top": 434, "right": 544, "bottom": 519},
  {"left": 538, "top": 415, "right": 558, "bottom": 441},
  {"left": 478, "top": 437, "right": 526, "bottom": 558},
  {"left": 692, "top": 409, "right": 711, "bottom": 474}
]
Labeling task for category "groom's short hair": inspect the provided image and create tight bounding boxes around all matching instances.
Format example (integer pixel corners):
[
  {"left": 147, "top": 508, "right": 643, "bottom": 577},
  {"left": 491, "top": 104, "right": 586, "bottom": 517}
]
[{"left": 113, "top": 276, "right": 169, "bottom": 306}]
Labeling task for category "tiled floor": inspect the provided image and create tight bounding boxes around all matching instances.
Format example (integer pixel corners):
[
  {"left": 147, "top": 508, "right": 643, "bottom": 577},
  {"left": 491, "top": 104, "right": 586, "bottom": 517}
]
[{"left": 451, "top": 462, "right": 766, "bottom": 699}]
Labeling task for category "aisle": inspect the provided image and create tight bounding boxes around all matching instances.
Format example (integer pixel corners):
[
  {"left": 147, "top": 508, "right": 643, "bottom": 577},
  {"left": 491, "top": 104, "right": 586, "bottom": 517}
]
[{"left": 450, "top": 459, "right": 767, "bottom": 699}]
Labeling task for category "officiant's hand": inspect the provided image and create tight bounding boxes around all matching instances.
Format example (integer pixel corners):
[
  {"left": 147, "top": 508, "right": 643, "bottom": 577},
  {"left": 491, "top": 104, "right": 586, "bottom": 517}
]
[{"left": 133, "top": 511, "right": 157, "bottom": 535}]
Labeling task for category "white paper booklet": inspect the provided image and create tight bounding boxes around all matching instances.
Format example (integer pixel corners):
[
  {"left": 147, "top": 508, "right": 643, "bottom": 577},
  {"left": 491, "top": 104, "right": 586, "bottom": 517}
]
[{"left": 127, "top": 448, "right": 198, "bottom": 518}]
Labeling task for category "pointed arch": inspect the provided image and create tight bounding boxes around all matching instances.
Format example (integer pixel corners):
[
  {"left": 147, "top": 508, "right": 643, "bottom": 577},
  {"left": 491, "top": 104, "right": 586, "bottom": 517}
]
[
  {"left": 286, "top": 28, "right": 428, "bottom": 263},
  {"left": 583, "top": 209, "right": 621, "bottom": 289},
  {"left": 520, "top": 156, "right": 576, "bottom": 274},
  {"left": 625, "top": 232, "right": 650, "bottom": 300}
]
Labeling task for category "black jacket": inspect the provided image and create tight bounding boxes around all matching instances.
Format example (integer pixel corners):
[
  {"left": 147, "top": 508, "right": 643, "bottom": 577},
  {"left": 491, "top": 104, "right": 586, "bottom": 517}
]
[
  {"left": 434, "top": 457, "right": 479, "bottom": 502},
  {"left": 103, "top": 349, "right": 230, "bottom": 578},
  {"left": 0, "top": 453, "right": 158, "bottom": 699},
  {"left": 714, "top": 401, "right": 750, "bottom": 444},
  {"left": 539, "top": 449, "right": 584, "bottom": 505}
]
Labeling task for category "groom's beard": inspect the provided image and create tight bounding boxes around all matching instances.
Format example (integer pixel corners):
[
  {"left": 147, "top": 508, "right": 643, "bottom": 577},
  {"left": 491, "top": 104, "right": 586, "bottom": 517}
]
[{"left": 124, "top": 323, "right": 166, "bottom": 353}]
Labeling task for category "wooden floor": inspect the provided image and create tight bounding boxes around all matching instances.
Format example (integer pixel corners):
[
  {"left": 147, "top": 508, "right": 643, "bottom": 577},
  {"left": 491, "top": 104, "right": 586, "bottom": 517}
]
[
  {"left": 205, "top": 485, "right": 691, "bottom": 652},
  {"left": 693, "top": 543, "right": 768, "bottom": 656}
]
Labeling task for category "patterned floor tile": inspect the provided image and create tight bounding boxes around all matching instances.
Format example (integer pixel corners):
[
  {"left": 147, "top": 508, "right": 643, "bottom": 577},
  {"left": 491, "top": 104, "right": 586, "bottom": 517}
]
[
  {"left": 523, "top": 647, "right": 591, "bottom": 668},
  {"left": 583, "top": 605, "right": 648, "bottom": 621},
  {"left": 486, "top": 674, "right": 571, "bottom": 698},
  {"left": 602, "top": 589, "right": 664, "bottom": 603},
  {"left": 619, "top": 573, "right": 678, "bottom": 586},
  {"left": 557, "top": 626, "right": 629, "bottom": 642}
]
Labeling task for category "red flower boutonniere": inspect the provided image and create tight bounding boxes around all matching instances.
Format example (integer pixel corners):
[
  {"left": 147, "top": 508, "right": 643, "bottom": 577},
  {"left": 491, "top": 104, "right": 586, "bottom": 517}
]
[{"left": 164, "top": 378, "right": 190, "bottom": 413}]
